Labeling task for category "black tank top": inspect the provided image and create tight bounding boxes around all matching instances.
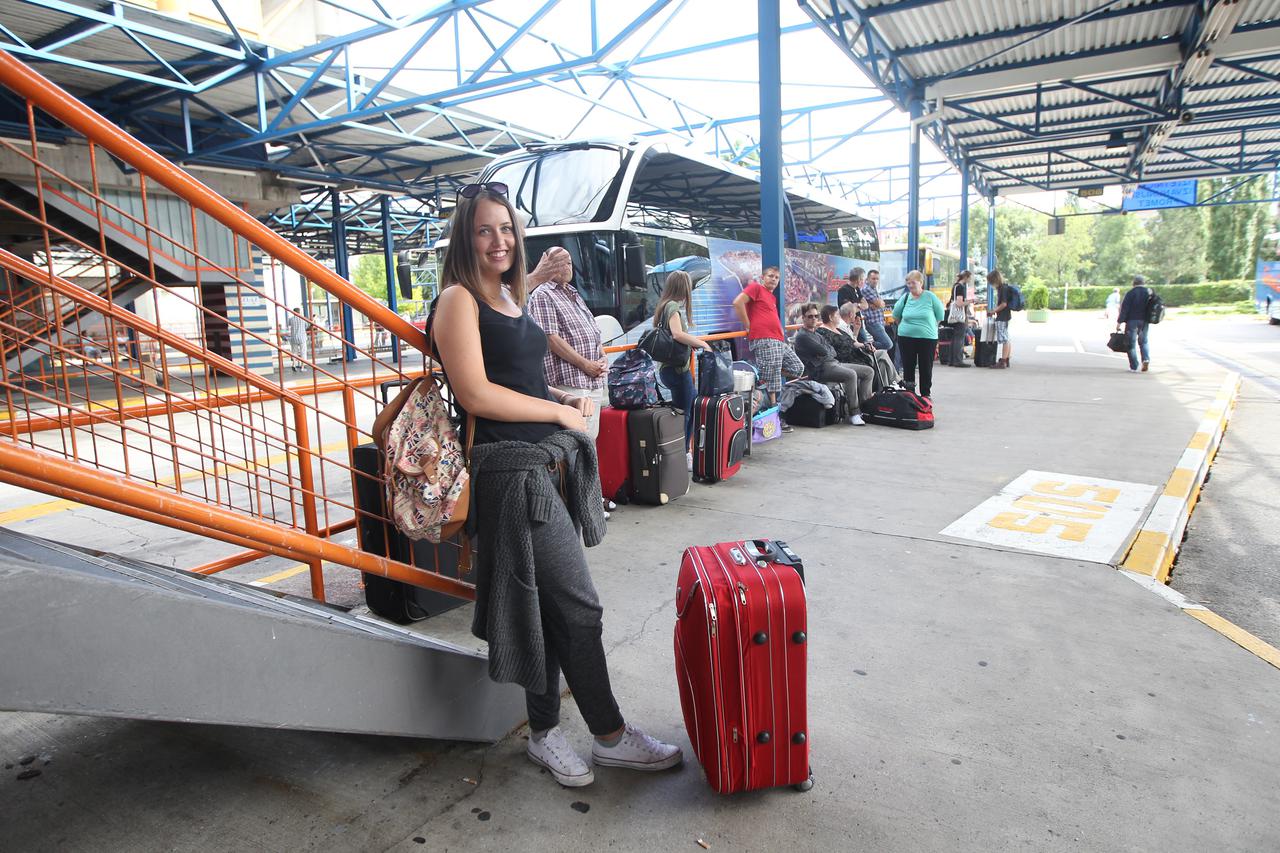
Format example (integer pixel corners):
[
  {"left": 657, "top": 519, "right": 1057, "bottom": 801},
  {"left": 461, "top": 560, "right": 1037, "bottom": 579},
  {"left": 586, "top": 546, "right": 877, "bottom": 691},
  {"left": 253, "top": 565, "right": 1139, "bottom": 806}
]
[{"left": 455, "top": 298, "right": 558, "bottom": 446}]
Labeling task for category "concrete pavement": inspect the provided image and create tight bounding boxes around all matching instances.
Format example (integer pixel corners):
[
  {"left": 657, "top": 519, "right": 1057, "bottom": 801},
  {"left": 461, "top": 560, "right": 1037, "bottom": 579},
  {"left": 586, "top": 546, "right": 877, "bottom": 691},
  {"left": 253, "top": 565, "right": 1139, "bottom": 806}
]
[{"left": 2, "top": 312, "right": 1278, "bottom": 852}]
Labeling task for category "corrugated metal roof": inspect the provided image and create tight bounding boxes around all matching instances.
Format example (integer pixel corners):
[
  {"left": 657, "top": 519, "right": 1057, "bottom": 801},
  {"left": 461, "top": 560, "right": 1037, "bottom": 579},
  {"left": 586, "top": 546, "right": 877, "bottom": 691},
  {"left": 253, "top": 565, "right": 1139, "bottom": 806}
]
[{"left": 802, "top": 0, "right": 1280, "bottom": 194}]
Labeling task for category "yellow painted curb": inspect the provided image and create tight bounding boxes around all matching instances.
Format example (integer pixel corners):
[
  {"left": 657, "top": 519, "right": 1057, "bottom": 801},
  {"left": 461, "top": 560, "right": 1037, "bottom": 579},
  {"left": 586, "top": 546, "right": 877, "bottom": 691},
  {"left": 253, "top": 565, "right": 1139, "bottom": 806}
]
[
  {"left": 1185, "top": 609, "right": 1280, "bottom": 671},
  {"left": 1120, "top": 371, "right": 1240, "bottom": 582}
]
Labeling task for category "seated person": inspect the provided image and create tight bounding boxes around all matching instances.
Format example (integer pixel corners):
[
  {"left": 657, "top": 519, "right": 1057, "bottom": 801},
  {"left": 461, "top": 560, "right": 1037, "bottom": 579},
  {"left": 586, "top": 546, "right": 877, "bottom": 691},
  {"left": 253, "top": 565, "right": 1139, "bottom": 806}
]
[
  {"left": 817, "top": 305, "right": 863, "bottom": 362},
  {"left": 837, "top": 303, "right": 900, "bottom": 388},
  {"left": 792, "top": 302, "right": 874, "bottom": 425}
]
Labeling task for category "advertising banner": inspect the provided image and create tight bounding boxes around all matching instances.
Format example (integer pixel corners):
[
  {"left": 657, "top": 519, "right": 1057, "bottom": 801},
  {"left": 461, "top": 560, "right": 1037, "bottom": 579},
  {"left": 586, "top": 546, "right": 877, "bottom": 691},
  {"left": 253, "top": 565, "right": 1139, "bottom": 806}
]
[{"left": 701, "top": 237, "right": 876, "bottom": 330}]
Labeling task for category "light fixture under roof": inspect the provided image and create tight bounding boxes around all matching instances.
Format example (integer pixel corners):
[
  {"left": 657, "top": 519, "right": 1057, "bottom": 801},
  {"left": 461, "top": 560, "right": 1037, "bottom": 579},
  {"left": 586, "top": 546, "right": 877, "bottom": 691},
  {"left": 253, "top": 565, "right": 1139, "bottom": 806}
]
[{"left": 1105, "top": 130, "right": 1126, "bottom": 150}]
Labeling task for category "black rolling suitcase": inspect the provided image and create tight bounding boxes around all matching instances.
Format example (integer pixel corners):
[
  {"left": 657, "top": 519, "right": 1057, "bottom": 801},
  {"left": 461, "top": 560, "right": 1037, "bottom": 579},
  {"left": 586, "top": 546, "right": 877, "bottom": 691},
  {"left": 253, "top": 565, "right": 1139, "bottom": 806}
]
[
  {"left": 627, "top": 406, "right": 689, "bottom": 505},
  {"left": 936, "top": 325, "right": 955, "bottom": 365},
  {"left": 351, "top": 443, "right": 467, "bottom": 624}
]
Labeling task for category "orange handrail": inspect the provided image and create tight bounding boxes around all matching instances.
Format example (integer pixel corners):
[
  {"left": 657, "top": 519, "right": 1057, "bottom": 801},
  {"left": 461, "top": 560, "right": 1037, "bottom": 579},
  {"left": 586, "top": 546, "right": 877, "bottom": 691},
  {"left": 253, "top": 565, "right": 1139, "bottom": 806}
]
[
  {"left": 0, "top": 49, "right": 426, "bottom": 354},
  {"left": 0, "top": 249, "right": 308, "bottom": 407},
  {"left": 0, "top": 441, "right": 474, "bottom": 600}
]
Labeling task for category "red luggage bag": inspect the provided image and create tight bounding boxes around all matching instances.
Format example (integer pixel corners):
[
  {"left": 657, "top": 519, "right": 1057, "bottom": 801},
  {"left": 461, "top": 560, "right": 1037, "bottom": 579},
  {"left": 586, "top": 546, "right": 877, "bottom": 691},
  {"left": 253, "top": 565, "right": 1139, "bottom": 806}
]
[
  {"left": 596, "top": 406, "right": 632, "bottom": 503},
  {"left": 691, "top": 394, "right": 747, "bottom": 483},
  {"left": 674, "top": 539, "right": 812, "bottom": 794}
]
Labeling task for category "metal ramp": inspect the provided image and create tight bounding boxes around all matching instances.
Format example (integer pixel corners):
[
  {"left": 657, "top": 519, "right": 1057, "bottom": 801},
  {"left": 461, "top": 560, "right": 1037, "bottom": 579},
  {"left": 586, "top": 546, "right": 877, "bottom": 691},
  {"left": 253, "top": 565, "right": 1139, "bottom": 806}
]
[{"left": 0, "top": 529, "right": 525, "bottom": 742}]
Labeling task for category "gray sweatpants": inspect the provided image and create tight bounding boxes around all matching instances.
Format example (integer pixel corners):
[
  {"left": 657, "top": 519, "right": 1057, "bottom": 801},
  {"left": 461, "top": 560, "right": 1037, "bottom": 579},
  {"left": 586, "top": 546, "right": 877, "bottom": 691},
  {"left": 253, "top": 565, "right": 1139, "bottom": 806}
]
[
  {"left": 523, "top": 465, "right": 625, "bottom": 736},
  {"left": 820, "top": 361, "right": 875, "bottom": 413}
]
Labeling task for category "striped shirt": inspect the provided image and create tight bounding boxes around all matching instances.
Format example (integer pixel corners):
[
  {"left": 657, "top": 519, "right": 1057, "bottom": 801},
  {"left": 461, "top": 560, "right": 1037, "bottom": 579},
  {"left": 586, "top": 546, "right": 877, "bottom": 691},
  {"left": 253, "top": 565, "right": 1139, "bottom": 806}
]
[{"left": 527, "top": 280, "right": 604, "bottom": 389}]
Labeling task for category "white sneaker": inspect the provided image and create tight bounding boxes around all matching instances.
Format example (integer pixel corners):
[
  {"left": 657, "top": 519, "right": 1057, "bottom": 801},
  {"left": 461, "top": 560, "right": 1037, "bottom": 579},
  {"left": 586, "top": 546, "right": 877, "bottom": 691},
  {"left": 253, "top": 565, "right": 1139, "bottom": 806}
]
[
  {"left": 848, "top": 414, "right": 866, "bottom": 426},
  {"left": 591, "top": 724, "right": 683, "bottom": 771},
  {"left": 527, "top": 727, "right": 594, "bottom": 787}
]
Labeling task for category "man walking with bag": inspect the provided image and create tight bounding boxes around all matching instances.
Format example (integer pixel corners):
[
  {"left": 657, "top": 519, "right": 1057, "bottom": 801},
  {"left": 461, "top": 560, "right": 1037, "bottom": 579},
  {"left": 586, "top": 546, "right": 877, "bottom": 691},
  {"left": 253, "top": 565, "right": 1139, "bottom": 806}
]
[{"left": 1117, "top": 274, "right": 1153, "bottom": 373}]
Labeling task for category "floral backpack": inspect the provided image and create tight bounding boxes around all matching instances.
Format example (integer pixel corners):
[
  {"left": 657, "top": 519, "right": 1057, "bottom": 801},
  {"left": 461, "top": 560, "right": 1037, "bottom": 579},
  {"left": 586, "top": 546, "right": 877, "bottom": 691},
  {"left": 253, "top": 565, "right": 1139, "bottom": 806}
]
[
  {"left": 372, "top": 325, "right": 473, "bottom": 545},
  {"left": 607, "top": 348, "right": 660, "bottom": 409}
]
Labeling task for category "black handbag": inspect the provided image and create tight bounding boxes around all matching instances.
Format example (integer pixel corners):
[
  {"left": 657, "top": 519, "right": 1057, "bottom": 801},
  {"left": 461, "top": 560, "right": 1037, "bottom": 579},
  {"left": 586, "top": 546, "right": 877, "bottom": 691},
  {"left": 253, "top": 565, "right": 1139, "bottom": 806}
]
[
  {"left": 1107, "top": 331, "right": 1128, "bottom": 353},
  {"left": 638, "top": 324, "right": 691, "bottom": 365}
]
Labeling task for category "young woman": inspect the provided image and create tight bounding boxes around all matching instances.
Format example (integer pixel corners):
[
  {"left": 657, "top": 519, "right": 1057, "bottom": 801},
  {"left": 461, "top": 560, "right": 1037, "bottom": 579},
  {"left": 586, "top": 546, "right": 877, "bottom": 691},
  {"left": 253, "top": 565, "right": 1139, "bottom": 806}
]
[
  {"left": 946, "top": 270, "right": 974, "bottom": 368},
  {"left": 432, "top": 184, "right": 682, "bottom": 788},
  {"left": 652, "top": 270, "right": 711, "bottom": 468},
  {"left": 891, "top": 270, "right": 945, "bottom": 398}
]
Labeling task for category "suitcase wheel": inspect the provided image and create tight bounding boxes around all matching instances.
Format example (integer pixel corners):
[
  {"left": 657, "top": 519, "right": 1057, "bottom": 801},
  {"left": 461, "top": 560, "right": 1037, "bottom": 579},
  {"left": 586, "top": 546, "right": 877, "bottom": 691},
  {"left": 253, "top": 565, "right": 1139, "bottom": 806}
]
[{"left": 793, "top": 767, "right": 815, "bottom": 793}]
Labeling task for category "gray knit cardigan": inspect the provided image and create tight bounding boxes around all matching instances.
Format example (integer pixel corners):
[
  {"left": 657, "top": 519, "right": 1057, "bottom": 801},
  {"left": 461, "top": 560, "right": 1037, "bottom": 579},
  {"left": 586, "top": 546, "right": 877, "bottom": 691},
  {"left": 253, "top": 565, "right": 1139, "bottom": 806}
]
[{"left": 467, "top": 429, "right": 605, "bottom": 692}]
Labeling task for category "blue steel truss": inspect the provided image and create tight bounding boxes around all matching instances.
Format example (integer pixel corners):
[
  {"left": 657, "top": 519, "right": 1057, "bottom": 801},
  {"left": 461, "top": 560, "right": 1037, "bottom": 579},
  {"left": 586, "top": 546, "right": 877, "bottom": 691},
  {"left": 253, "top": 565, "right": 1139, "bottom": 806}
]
[
  {"left": 0, "top": 0, "right": 932, "bottom": 230},
  {"left": 797, "top": 0, "right": 1280, "bottom": 197}
]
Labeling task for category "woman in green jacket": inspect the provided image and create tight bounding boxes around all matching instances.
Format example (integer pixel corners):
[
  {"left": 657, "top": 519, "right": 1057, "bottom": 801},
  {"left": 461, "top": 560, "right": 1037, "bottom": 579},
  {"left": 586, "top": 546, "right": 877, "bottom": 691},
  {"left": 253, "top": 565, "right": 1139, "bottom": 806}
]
[{"left": 891, "top": 269, "right": 945, "bottom": 398}]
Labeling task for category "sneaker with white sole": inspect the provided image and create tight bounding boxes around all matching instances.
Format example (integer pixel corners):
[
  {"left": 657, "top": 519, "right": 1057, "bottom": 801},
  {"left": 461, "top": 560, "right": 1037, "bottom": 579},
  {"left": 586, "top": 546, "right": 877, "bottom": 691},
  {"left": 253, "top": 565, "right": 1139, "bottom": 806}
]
[
  {"left": 848, "top": 414, "right": 866, "bottom": 426},
  {"left": 591, "top": 724, "right": 683, "bottom": 771},
  {"left": 527, "top": 727, "right": 594, "bottom": 787}
]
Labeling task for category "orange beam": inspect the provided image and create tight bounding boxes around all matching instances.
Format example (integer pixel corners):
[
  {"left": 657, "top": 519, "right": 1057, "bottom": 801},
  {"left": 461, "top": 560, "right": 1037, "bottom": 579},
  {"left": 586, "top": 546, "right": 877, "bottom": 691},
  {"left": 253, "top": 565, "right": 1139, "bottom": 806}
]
[
  {"left": 0, "top": 49, "right": 428, "bottom": 354},
  {"left": 0, "top": 440, "right": 474, "bottom": 600},
  {"left": 188, "top": 518, "right": 357, "bottom": 576},
  {"left": 0, "top": 248, "right": 307, "bottom": 407},
  {"left": 2, "top": 372, "right": 422, "bottom": 438}
]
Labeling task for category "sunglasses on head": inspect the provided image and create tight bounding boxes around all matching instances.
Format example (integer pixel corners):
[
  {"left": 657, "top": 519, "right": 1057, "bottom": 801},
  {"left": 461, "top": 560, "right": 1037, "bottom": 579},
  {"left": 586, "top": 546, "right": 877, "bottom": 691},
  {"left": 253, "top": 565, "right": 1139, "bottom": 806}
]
[{"left": 459, "top": 181, "right": 508, "bottom": 199}]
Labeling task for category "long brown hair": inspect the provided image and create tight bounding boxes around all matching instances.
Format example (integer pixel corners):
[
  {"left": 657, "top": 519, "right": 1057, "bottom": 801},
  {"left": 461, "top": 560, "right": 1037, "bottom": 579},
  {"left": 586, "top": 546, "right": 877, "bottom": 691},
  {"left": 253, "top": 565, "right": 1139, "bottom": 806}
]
[
  {"left": 986, "top": 269, "right": 1004, "bottom": 288},
  {"left": 653, "top": 270, "right": 693, "bottom": 327},
  {"left": 439, "top": 188, "right": 529, "bottom": 306}
]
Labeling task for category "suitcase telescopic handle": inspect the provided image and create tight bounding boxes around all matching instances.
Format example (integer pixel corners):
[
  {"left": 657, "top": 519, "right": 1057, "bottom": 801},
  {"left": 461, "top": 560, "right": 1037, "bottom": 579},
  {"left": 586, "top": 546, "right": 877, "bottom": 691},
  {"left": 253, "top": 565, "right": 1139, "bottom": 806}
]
[{"left": 675, "top": 579, "right": 701, "bottom": 619}]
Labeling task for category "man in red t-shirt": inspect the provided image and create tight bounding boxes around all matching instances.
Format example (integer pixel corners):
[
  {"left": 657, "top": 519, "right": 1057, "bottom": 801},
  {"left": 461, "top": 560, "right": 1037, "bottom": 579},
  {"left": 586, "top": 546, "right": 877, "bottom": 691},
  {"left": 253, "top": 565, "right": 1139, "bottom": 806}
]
[{"left": 732, "top": 265, "right": 804, "bottom": 408}]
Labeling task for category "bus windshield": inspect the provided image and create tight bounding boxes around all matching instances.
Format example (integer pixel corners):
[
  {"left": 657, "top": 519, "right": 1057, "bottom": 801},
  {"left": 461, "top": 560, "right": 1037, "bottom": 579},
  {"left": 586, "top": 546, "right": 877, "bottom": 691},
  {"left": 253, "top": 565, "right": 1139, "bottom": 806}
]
[{"left": 484, "top": 145, "right": 629, "bottom": 227}]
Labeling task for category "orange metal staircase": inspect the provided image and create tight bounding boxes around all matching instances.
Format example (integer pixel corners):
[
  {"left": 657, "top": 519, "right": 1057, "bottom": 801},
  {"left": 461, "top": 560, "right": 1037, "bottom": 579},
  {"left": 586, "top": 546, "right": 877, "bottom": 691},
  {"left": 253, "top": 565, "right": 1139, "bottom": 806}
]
[{"left": 0, "top": 50, "right": 520, "bottom": 739}]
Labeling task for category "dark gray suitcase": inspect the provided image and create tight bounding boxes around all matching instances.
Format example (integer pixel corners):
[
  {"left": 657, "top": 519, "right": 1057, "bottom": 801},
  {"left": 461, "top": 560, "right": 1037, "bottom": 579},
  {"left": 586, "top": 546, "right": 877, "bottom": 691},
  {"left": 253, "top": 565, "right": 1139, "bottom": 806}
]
[
  {"left": 352, "top": 443, "right": 467, "bottom": 623},
  {"left": 627, "top": 406, "right": 689, "bottom": 505}
]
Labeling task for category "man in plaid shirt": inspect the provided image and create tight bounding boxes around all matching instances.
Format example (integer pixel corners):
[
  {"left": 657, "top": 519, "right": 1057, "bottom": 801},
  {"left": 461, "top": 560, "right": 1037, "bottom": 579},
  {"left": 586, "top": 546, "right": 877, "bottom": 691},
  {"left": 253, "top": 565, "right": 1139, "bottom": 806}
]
[
  {"left": 859, "top": 268, "right": 894, "bottom": 352},
  {"left": 527, "top": 248, "right": 608, "bottom": 442}
]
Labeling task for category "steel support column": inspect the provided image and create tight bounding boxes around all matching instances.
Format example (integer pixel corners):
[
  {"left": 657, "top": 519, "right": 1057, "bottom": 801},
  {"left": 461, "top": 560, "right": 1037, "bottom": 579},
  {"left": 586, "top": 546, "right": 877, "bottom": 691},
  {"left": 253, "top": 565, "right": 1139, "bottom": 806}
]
[
  {"left": 986, "top": 192, "right": 997, "bottom": 310},
  {"left": 757, "top": 0, "right": 785, "bottom": 329},
  {"left": 906, "top": 99, "right": 922, "bottom": 279},
  {"left": 330, "top": 189, "right": 356, "bottom": 362},
  {"left": 380, "top": 196, "right": 401, "bottom": 365},
  {"left": 959, "top": 159, "right": 970, "bottom": 272}
]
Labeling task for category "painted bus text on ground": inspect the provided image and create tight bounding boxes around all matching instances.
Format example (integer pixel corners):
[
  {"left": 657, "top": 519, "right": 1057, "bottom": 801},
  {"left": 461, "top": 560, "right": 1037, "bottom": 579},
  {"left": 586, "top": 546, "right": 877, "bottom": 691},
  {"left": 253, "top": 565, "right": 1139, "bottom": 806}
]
[{"left": 942, "top": 471, "right": 1156, "bottom": 563}]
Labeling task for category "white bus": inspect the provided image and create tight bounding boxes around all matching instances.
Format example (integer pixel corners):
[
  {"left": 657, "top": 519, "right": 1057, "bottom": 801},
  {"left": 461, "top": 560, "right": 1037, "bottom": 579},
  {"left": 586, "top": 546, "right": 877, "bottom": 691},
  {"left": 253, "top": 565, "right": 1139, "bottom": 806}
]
[{"left": 453, "top": 139, "right": 879, "bottom": 343}]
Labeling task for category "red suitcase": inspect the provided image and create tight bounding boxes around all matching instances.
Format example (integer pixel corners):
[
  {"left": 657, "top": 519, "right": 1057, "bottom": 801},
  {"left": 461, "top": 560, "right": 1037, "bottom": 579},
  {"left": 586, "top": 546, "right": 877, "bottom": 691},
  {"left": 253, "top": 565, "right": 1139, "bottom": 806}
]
[
  {"left": 691, "top": 394, "right": 747, "bottom": 483},
  {"left": 674, "top": 539, "right": 812, "bottom": 794},
  {"left": 596, "top": 406, "right": 632, "bottom": 503}
]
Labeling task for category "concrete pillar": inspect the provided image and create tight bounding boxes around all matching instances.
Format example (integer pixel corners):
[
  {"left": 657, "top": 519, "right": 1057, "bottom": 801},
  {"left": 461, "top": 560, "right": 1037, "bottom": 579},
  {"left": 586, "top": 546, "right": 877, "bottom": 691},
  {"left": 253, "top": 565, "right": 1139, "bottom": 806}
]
[{"left": 757, "top": 0, "right": 785, "bottom": 330}]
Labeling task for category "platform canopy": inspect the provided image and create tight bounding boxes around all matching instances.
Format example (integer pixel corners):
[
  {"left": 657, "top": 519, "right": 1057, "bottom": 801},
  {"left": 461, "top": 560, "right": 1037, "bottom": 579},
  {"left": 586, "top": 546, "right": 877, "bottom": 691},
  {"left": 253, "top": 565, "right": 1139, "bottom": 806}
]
[{"left": 801, "top": 0, "right": 1280, "bottom": 196}]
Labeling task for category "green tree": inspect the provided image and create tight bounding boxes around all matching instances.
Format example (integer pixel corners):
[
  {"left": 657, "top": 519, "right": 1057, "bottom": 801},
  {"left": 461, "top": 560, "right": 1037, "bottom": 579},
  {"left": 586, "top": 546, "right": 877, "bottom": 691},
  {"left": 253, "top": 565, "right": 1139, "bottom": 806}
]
[
  {"left": 1140, "top": 206, "right": 1207, "bottom": 284},
  {"left": 1090, "top": 212, "right": 1148, "bottom": 286},
  {"left": 1032, "top": 211, "right": 1093, "bottom": 287},
  {"left": 1204, "top": 176, "right": 1272, "bottom": 280},
  {"left": 351, "top": 253, "right": 388, "bottom": 301},
  {"left": 965, "top": 201, "right": 1042, "bottom": 285}
]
